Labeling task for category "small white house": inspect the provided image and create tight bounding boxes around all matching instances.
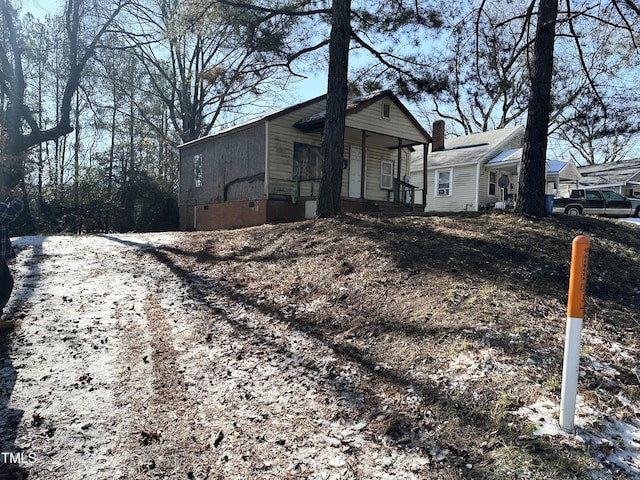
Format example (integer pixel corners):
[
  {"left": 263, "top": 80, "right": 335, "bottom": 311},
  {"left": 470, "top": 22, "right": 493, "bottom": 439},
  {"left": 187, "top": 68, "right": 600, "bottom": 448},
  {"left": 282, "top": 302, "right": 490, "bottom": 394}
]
[
  {"left": 178, "top": 90, "right": 431, "bottom": 230},
  {"left": 410, "top": 123, "right": 581, "bottom": 212}
]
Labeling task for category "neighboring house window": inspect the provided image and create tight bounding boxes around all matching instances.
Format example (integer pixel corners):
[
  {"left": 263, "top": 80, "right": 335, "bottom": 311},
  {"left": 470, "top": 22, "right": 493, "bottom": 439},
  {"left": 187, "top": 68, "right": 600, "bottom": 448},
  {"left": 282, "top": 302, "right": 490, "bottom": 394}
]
[
  {"left": 293, "top": 142, "right": 322, "bottom": 180},
  {"left": 381, "top": 160, "right": 393, "bottom": 190},
  {"left": 193, "top": 154, "right": 203, "bottom": 187},
  {"left": 488, "top": 171, "right": 497, "bottom": 196},
  {"left": 436, "top": 170, "right": 452, "bottom": 196}
]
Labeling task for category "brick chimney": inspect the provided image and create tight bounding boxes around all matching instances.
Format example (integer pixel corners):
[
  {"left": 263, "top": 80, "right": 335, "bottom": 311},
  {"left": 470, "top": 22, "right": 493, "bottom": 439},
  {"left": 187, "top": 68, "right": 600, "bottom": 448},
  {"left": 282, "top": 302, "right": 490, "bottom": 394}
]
[{"left": 432, "top": 120, "right": 445, "bottom": 151}]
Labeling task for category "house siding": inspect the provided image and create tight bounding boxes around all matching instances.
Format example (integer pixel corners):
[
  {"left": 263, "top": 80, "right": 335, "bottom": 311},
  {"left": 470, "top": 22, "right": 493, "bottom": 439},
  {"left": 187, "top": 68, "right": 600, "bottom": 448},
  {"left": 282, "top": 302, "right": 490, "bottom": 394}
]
[
  {"left": 346, "top": 98, "right": 426, "bottom": 143},
  {"left": 364, "top": 145, "right": 394, "bottom": 202},
  {"left": 427, "top": 164, "right": 478, "bottom": 212},
  {"left": 479, "top": 168, "right": 507, "bottom": 207},
  {"left": 628, "top": 172, "right": 640, "bottom": 197},
  {"left": 266, "top": 97, "right": 416, "bottom": 204},
  {"left": 267, "top": 99, "right": 326, "bottom": 200},
  {"left": 411, "top": 127, "right": 526, "bottom": 212},
  {"left": 180, "top": 123, "right": 266, "bottom": 207}
]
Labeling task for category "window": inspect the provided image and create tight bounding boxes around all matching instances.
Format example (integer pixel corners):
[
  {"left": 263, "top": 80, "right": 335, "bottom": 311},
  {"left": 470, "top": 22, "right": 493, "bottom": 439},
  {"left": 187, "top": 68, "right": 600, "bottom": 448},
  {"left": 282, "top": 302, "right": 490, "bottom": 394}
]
[
  {"left": 193, "top": 154, "right": 202, "bottom": 187},
  {"left": 586, "top": 191, "right": 601, "bottom": 201},
  {"left": 381, "top": 160, "right": 393, "bottom": 190},
  {"left": 488, "top": 171, "right": 497, "bottom": 196},
  {"left": 436, "top": 170, "right": 452, "bottom": 196},
  {"left": 602, "top": 191, "right": 625, "bottom": 202},
  {"left": 382, "top": 103, "right": 391, "bottom": 119},
  {"left": 293, "top": 142, "right": 322, "bottom": 180}
]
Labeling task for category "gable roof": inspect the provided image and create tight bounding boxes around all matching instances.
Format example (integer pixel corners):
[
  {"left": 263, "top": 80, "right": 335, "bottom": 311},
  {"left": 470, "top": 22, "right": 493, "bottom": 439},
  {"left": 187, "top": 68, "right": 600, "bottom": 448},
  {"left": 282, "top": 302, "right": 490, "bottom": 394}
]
[
  {"left": 294, "top": 90, "right": 431, "bottom": 143},
  {"left": 179, "top": 90, "right": 431, "bottom": 150},
  {"left": 486, "top": 150, "right": 581, "bottom": 181},
  {"left": 414, "top": 126, "right": 525, "bottom": 170},
  {"left": 578, "top": 158, "right": 640, "bottom": 188},
  {"left": 178, "top": 94, "right": 328, "bottom": 149}
]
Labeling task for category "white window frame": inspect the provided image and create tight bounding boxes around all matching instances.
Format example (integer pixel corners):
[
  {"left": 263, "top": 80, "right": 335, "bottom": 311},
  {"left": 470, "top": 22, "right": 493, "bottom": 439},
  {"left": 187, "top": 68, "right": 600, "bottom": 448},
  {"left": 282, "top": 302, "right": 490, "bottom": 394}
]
[
  {"left": 193, "top": 154, "right": 203, "bottom": 188},
  {"left": 435, "top": 169, "right": 453, "bottom": 196},
  {"left": 488, "top": 171, "right": 497, "bottom": 196},
  {"left": 381, "top": 160, "right": 394, "bottom": 190}
]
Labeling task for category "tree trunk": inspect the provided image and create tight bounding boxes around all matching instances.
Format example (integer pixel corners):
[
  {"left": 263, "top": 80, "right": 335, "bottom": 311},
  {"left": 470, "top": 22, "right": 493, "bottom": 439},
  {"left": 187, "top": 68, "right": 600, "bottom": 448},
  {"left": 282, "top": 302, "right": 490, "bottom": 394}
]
[
  {"left": 107, "top": 89, "right": 117, "bottom": 232},
  {"left": 74, "top": 92, "right": 81, "bottom": 207},
  {"left": 316, "top": 0, "right": 351, "bottom": 218},
  {"left": 516, "top": 0, "right": 558, "bottom": 217}
]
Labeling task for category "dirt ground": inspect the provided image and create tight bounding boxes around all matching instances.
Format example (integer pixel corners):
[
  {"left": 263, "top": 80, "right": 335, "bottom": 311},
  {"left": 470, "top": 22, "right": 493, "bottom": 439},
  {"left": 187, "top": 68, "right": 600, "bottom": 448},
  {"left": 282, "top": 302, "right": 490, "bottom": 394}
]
[{"left": 0, "top": 212, "right": 639, "bottom": 479}]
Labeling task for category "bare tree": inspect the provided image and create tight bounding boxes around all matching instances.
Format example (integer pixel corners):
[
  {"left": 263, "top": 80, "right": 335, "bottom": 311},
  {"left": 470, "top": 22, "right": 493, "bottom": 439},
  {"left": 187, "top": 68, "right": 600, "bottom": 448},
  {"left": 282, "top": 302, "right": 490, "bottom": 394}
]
[
  {"left": 0, "top": 0, "right": 130, "bottom": 190},
  {"left": 121, "top": 0, "right": 301, "bottom": 145},
  {"left": 426, "top": 0, "right": 640, "bottom": 166},
  {"left": 427, "top": 1, "right": 533, "bottom": 135}
]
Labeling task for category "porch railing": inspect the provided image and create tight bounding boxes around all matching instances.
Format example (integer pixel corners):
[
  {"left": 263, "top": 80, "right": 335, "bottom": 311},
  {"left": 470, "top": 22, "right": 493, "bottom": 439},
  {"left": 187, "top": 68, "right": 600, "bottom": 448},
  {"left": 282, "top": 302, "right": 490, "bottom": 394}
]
[{"left": 393, "top": 178, "right": 417, "bottom": 211}]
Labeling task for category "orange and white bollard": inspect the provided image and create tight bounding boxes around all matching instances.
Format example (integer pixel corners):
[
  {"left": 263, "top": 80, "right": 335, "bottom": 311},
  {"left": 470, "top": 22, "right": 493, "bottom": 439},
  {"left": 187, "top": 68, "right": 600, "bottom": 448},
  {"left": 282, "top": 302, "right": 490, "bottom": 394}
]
[{"left": 559, "top": 235, "right": 590, "bottom": 431}]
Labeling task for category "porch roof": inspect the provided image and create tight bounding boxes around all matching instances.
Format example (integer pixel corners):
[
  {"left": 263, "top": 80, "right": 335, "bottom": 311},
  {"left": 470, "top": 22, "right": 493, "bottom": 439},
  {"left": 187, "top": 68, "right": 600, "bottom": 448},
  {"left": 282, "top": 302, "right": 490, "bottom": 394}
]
[
  {"left": 294, "top": 90, "right": 431, "bottom": 148},
  {"left": 486, "top": 150, "right": 581, "bottom": 181},
  {"left": 486, "top": 148, "right": 521, "bottom": 168}
]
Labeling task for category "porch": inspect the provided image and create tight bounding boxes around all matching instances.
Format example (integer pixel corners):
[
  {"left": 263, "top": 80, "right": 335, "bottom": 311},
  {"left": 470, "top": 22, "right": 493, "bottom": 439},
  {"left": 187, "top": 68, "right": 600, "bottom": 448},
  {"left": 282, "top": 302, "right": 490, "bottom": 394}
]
[{"left": 293, "top": 92, "right": 430, "bottom": 211}]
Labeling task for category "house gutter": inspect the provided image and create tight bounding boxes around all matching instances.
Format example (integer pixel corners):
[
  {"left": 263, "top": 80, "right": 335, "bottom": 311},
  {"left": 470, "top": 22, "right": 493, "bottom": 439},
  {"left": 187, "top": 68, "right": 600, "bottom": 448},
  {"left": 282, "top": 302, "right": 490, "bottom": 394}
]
[
  {"left": 582, "top": 182, "right": 638, "bottom": 189},
  {"left": 427, "top": 159, "right": 478, "bottom": 171}
]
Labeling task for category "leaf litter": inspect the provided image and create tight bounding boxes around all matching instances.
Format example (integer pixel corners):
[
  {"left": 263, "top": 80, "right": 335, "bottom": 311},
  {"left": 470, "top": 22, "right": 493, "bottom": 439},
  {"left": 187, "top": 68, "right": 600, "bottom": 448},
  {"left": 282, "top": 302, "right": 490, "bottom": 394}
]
[{"left": 0, "top": 212, "right": 638, "bottom": 479}]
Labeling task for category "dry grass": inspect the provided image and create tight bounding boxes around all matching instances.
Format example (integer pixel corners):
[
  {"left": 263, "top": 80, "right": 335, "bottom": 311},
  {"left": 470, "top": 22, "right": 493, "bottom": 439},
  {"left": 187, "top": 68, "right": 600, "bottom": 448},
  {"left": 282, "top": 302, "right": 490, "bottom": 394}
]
[{"left": 155, "top": 211, "right": 640, "bottom": 479}]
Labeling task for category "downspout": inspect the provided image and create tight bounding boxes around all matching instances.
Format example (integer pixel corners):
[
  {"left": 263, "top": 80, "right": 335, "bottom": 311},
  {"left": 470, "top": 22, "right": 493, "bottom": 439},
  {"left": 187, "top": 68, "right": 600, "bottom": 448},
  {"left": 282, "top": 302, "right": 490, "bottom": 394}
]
[{"left": 397, "top": 137, "right": 402, "bottom": 203}]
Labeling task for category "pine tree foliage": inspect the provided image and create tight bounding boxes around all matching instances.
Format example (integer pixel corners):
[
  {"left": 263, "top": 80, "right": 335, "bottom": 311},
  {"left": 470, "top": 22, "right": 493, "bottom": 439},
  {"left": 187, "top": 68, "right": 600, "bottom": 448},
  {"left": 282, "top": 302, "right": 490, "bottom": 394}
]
[{"left": 1, "top": 0, "right": 640, "bottom": 227}]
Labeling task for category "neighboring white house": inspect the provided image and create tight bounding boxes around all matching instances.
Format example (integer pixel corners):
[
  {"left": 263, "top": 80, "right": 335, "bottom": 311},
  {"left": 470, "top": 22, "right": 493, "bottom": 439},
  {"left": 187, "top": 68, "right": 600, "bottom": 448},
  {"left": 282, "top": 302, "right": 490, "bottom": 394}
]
[
  {"left": 409, "top": 124, "right": 581, "bottom": 212},
  {"left": 578, "top": 159, "right": 640, "bottom": 198}
]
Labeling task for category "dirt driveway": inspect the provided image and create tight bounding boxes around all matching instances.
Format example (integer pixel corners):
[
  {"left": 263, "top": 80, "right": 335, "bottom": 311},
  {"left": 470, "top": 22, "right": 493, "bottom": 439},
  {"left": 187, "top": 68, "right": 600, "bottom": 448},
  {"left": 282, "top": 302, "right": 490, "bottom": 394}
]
[
  {"left": 0, "top": 232, "right": 444, "bottom": 480},
  {"left": 1, "top": 213, "right": 639, "bottom": 480}
]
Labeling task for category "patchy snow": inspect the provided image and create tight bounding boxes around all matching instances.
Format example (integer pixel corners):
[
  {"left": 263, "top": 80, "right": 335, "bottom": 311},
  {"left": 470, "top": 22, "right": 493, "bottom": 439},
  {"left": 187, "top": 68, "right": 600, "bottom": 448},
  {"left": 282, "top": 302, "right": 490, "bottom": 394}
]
[
  {"left": 1, "top": 230, "right": 638, "bottom": 479},
  {"left": 515, "top": 331, "right": 640, "bottom": 479},
  {"left": 517, "top": 397, "right": 640, "bottom": 478},
  {"left": 0, "top": 233, "right": 445, "bottom": 479}
]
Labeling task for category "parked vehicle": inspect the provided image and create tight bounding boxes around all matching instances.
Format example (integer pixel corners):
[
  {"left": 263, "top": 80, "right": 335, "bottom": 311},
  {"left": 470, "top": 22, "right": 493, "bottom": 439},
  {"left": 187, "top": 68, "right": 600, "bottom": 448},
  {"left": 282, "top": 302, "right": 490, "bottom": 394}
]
[{"left": 553, "top": 189, "right": 640, "bottom": 217}]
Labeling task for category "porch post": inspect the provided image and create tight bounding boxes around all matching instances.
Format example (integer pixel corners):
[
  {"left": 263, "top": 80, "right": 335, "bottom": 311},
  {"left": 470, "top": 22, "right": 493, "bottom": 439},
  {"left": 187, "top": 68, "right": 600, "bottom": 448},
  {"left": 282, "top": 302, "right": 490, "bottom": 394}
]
[
  {"left": 516, "top": 163, "right": 521, "bottom": 203},
  {"left": 422, "top": 143, "right": 428, "bottom": 208},
  {"left": 360, "top": 130, "right": 367, "bottom": 199},
  {"left": 397, "top": 138, "right": 402, "bottom": 182}
]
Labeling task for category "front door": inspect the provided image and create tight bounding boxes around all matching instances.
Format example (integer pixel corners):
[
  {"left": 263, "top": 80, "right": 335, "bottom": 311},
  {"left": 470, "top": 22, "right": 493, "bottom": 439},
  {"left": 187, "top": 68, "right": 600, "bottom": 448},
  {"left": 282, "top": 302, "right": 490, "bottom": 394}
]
[{"left": 349, "top": 145, "right": 362, "bottom": 198}]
